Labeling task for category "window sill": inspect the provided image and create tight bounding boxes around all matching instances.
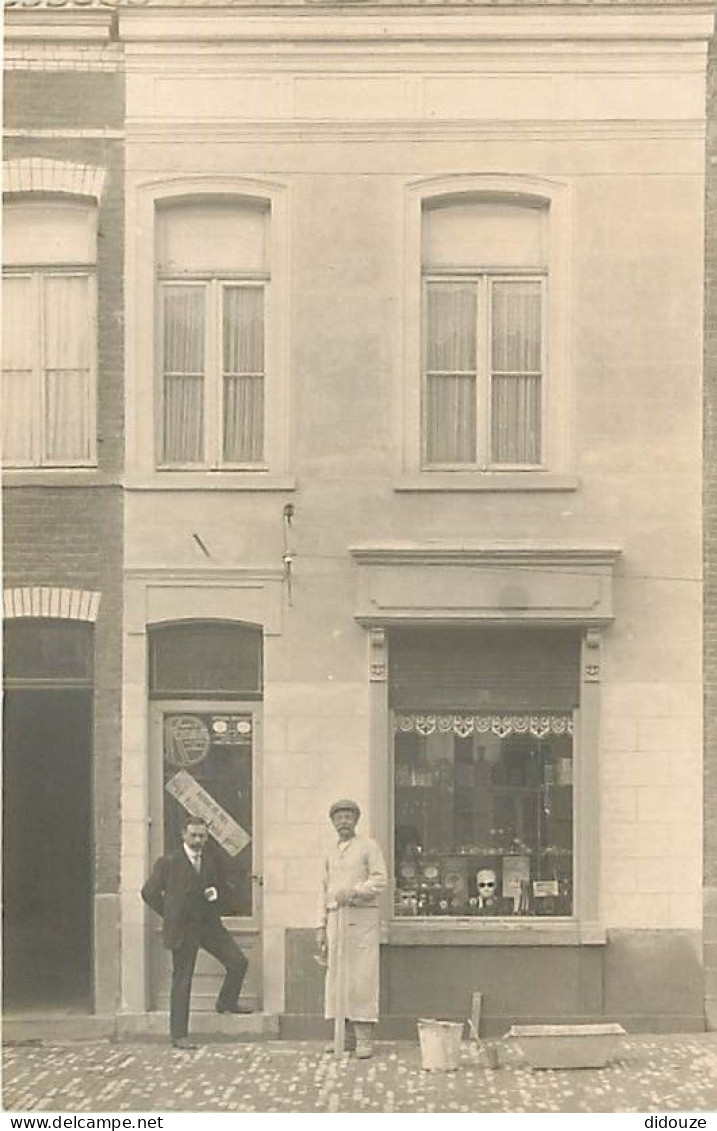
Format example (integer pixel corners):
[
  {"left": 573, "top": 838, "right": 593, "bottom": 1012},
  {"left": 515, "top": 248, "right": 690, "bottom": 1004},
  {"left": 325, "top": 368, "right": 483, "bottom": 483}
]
[
  {"left": 125, "top": 473, "right": 296, "bottom": 492},
  {"left": 2, "top": 469, "right": 114, "bottom": 488},
  {"left": 386, "top": 919, "right": 605, "bottom": 946},
  {"left": 394, "top": 472, "right": 579, "bottom": 493}
]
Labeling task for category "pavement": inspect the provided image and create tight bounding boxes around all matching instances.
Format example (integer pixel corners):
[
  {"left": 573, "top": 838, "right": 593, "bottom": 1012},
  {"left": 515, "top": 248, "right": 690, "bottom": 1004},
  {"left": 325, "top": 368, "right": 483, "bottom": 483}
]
[{"left": 3, "top": 1033, "right": 717, "bottom": 1113}]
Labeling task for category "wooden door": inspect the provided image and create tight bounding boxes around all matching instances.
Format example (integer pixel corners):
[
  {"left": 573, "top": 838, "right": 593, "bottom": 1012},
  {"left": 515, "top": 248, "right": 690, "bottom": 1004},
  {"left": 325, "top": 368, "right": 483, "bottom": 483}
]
[{"left": 148, "top": 702, "right": 262, "bottom": 1012}]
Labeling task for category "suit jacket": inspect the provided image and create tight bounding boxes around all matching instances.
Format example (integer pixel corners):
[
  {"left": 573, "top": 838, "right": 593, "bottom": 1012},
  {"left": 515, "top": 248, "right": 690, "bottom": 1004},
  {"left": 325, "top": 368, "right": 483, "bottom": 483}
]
[{"left": 141, "top": 845, "right": 232, "bottom": 950}]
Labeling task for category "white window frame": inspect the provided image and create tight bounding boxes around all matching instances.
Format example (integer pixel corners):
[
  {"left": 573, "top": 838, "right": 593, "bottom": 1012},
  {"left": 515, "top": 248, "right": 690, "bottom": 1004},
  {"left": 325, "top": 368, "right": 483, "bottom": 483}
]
[
  {"left": 157, "top": 276, "right": 268, "bottom": 470},
  {"left": 126, "top": 178, "right": 292, "bottom": 489},
  {"left": 2, "top": 266, "right": 97, "bottom": 469},
  {"left": 398, "top": 175, "right": 573, "bottom": 492},
  {"left": 422, "top": 271, "right": 547, "bottom": 471}
]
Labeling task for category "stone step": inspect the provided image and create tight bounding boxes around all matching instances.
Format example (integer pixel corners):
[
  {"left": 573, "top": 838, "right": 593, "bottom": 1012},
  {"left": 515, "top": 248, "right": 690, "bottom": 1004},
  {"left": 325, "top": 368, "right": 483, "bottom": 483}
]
[{"left": 3, "top": 1012, "right": 279, "bottom": 1044}]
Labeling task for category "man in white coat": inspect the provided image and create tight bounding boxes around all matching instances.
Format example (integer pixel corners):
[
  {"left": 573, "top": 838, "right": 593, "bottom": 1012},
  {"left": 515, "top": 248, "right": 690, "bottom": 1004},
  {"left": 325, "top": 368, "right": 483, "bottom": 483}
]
[{"left": 316, "top": 799, "right": 388, "bottom": 1058}]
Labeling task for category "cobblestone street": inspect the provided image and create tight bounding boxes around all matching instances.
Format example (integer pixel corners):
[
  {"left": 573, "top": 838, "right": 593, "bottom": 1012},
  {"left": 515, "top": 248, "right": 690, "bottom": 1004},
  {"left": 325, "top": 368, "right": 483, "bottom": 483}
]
[{"left": 3, "top": 1034, "right": 717, "bottom": 1114}]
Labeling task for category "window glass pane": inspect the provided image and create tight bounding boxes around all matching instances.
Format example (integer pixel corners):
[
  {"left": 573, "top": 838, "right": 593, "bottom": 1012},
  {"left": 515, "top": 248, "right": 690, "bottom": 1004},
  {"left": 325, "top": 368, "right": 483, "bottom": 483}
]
[
  {"left": 426, "top": 283, "right": 476, "bottom": 372},
  {"left": 223, "top": 286, "right": 265, "bottom": 463},
  {"left": 163, "top": 712, "right": 254, "bottom": 916},
  {"left": 424, "top": 283, "right": 477, "bottom": 465},
  {"left": 224, "top": 377, "right": 264, "bottom": 463},
  {"left": 491, "top": 375, "right": 541, "bottom": 464},
  {"left": 492, "top": 281, "right": 541, "bottom": 374},
  {"left": 163, "top": 285, "right": 205, "bottom": 373},
  {"left": 2, "top": 275, "right": 35, "bottom": 464},
  {"left": 491, "top": 281, "right": 542, "bottom": 465},
  {"left": 44, "top": 276, "right": 90, "bottom": 369},
  {"left": 223, "top": 287, "right": 264, "bottom": 374},
  {"left": 4, "top": 620, "right": 93, "bottom": 684},
  {"left": 43, "top": 276, "right": 91, "bottom": 462},
  {"left": 394, "top": 715, "right": 573, "bottom": 919},
  {"left": 162, "top": 285, "right": 205, "bottom": 463},
  {"left": 149, "top": 623, "right": 262, "bottom": 698},
  {"left": 425, "top": 375, "right": 476, "bottom": 464}
]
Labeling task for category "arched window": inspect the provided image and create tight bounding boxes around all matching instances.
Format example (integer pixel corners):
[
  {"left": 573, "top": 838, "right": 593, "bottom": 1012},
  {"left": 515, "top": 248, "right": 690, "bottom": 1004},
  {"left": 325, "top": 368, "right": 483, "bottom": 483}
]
[
  {"left": 2, "top": 198, "right": 98, "bottom": 468},
  {"left": 148, "top": 621, "right": 262, "bottom": 699},
  {"left": 401, "top": 177, "right": 572, "bottom": 487},
  {"left": 155, "top": 198, "right": 270, "bottom": 469},
  {"left": 422, "top": 195, "right": 547, "bottom": 469}
]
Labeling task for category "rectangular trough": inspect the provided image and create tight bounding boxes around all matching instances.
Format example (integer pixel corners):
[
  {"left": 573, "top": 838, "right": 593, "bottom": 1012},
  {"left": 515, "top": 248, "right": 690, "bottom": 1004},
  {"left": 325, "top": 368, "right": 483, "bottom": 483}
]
[{"left": 505, "top": 1023, "right": 626, "bottom": 1069}]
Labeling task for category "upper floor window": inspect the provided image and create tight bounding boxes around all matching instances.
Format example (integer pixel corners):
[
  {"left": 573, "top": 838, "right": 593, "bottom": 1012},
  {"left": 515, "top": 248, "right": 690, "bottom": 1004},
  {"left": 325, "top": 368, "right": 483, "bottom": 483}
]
[
  {"left": 156, "top": 199, "right": 269, "bottom": 469},
  {"left": 422, "top": 197, "right": 547, "bottom": 470},
  {"left": 2, "top": 199, "right": 97, "bottom": 468}
]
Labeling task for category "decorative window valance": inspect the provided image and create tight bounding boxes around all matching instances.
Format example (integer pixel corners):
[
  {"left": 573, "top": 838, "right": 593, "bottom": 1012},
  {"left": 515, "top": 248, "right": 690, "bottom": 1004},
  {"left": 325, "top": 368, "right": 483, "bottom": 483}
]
[{"left": 394, "top": 713, "right": 573, "bottom": 739}]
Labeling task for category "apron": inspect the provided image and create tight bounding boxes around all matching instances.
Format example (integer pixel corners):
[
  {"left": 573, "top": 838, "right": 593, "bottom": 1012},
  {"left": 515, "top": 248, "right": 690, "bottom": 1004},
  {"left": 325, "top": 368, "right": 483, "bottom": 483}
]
[{"left": 320, "top": 835, "right": 386, "bottom": 1022}]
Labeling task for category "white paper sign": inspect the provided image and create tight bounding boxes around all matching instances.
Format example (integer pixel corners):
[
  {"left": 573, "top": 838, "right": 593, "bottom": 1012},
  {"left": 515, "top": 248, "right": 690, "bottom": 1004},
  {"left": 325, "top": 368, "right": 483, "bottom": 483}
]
[{"left": 165, "top": 770, "right": 251, "bottom": 857}]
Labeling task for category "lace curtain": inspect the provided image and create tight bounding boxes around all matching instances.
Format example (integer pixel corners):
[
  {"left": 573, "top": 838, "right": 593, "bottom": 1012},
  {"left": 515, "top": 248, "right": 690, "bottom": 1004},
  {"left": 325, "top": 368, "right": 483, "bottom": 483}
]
[
  {"left": 162, "top": 285, "right": 205, "bottom": 463},
  {"left": 223, "top": 286, "right": 264, "bottom": 463},
  {"left": 161, "top": 282, "right": 264, "bottom": 465},
  {"left": 2, "top": 273, "right": 91, "bottom": 465},
  {"left": 424, "top": 277, "right": 542, "bottom": 466}
]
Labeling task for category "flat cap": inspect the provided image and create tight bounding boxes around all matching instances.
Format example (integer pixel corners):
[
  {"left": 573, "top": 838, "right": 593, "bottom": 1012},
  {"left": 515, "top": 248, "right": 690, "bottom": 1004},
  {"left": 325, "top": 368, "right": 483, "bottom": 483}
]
[{"left": 329, "top": 798, "right": 361, "bottom": 819}]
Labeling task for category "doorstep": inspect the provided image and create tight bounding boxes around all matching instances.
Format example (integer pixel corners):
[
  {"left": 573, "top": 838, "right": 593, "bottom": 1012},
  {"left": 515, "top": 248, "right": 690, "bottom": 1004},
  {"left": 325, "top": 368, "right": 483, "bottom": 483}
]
[
  {"left": 2, "top": 1012, "right": 279, "bottom": 1045},
  {"left": 117, "top": 1012, "right": 279, "bottom": 1040},
  {"left": 3, "top": 1014, "right": 116, "bottom": 1044}
]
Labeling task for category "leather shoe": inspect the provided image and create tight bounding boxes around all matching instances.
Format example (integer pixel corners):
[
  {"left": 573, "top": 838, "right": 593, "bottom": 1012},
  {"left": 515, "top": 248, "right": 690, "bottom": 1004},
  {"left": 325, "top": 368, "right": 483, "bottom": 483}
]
[
  {"left": 215, "top": 1001, "right": 254, "bottom": 1015},
  {"left": 171, "top": 1037, "right": 198, "bottom": 1050}
]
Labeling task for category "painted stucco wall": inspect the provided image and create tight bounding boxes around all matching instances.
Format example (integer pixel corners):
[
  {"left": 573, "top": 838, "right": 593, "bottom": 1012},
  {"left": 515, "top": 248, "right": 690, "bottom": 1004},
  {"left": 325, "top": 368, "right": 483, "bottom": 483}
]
[{"left": 118, "top": 2, "right": 710, "bottom": 1020}]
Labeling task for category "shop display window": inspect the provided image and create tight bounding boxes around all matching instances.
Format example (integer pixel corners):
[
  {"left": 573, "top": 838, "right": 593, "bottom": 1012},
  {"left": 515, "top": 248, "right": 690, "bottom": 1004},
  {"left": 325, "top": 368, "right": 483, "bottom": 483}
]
[{"left": 393, "top": 713, "right": 573, "bottom": 919}]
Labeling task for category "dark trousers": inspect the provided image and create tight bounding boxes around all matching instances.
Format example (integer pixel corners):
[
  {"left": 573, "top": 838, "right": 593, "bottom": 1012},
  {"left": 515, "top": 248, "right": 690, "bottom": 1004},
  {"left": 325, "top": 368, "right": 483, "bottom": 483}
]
[{"left": 170, "top": 921, "right": 248, "bottom": 1039}]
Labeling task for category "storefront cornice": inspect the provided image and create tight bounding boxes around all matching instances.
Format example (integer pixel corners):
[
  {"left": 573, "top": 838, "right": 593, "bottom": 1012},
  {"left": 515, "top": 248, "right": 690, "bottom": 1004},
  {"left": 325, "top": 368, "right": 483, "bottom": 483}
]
[
  {"left": 350, "top": 544, "right": 622, "bottom": 567},
  {"left": 350, "top": 544, "right": 622, "bottom": 625}
]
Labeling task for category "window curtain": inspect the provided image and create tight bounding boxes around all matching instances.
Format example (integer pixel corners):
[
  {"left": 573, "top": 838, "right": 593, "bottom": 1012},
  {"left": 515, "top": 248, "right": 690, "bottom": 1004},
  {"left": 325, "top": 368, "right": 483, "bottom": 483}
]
[
  {"left": 43, "top": 275, "right": 91, "bottom": 463},
  {"left": 222, "top": 286, "right": 264, "bottom": 463},
  {"left": 424, "top": 282, "right": 476, "bottom": 464},
  {"left": 491, "top": 280, "right": 542, "bottom": 464},
  {"left": 1, "top": 275, "right": 35, "bottom": 464},
  {"left": 162, "top": 285, "right": 205, "bottom": 463}
]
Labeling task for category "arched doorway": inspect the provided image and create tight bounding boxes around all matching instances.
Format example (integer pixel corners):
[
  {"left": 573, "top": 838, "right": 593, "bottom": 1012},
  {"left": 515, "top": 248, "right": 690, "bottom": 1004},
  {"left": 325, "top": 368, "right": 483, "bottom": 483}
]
[{"left": 3, "top": 618, "right": 94, "bottom": 1011}]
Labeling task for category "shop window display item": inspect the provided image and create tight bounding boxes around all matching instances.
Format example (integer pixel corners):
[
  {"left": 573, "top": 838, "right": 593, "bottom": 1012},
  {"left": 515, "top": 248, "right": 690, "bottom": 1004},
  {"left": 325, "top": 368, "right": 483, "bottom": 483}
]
[{"left": 393, "top": 715, "right": 573, "bottom": 919}]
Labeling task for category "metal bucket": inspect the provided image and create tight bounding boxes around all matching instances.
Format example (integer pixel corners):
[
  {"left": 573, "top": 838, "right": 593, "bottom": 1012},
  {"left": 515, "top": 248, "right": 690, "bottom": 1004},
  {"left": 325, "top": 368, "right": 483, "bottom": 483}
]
[{"left": 417, "top": 1019, "right": 463, "bottom": 1072}]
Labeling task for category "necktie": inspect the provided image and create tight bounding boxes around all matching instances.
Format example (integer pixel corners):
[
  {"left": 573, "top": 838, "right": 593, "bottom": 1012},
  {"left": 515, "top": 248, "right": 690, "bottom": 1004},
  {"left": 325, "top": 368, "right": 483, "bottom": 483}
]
[{"left": 192, "top": 854, "right": 201, "bottom": 873}]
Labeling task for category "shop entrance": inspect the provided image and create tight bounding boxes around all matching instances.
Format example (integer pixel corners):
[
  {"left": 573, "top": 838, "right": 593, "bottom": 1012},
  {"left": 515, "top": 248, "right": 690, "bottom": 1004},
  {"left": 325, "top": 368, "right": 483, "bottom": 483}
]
[
  {"left": 146, "top": 622, "right": 264, "bottom": 1013},
  {"left": 3, "top": 682, "right": 93, "bottom": 1011}
]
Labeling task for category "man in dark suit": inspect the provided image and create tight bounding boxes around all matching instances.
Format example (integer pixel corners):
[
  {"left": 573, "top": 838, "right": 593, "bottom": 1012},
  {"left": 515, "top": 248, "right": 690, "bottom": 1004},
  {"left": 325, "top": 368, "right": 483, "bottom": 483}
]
[{"left": 142, "top": 815, "right": 252, "bottom": 1049}]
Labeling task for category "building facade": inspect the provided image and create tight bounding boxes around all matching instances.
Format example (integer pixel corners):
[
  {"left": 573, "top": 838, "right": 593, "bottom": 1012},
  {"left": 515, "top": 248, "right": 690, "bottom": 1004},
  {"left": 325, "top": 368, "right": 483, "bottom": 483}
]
[
  {"left": 2, "top": 0, "right": 125, "bottom": 1018},
  {"left": 3, "top": 0, "right": 714, "bottom": 1035}
]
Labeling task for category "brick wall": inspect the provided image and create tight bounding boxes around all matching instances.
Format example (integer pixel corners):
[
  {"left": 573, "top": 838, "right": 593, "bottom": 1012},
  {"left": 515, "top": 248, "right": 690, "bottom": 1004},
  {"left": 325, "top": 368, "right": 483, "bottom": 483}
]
[
  {"left": 4, "top": 135, "right": 125, "bottom": 475},
  {"left": 3, "top": 488, "right": 123, "bottom": 897},
  {"left": 704, "top": 15, "right": 717, "bottom": 1028},
  {"left": 4, "top": 72, "right": 124, "bottom": 130},
  {"left": 3, "top": 64, "right": 126, "bottom": 1009}
]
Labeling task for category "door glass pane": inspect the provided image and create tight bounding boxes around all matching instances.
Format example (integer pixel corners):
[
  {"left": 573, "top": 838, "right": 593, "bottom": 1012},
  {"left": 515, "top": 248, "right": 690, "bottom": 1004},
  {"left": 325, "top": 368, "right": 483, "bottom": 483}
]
[
  {"left": 163, "top": 712, "right": 254, "bottom": 917},
  {"left": 394, "top": 714, "right": 573, "bottom": 919},
  {"left": 149, "top": 623, "right": 262, "bottom": 699}
]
